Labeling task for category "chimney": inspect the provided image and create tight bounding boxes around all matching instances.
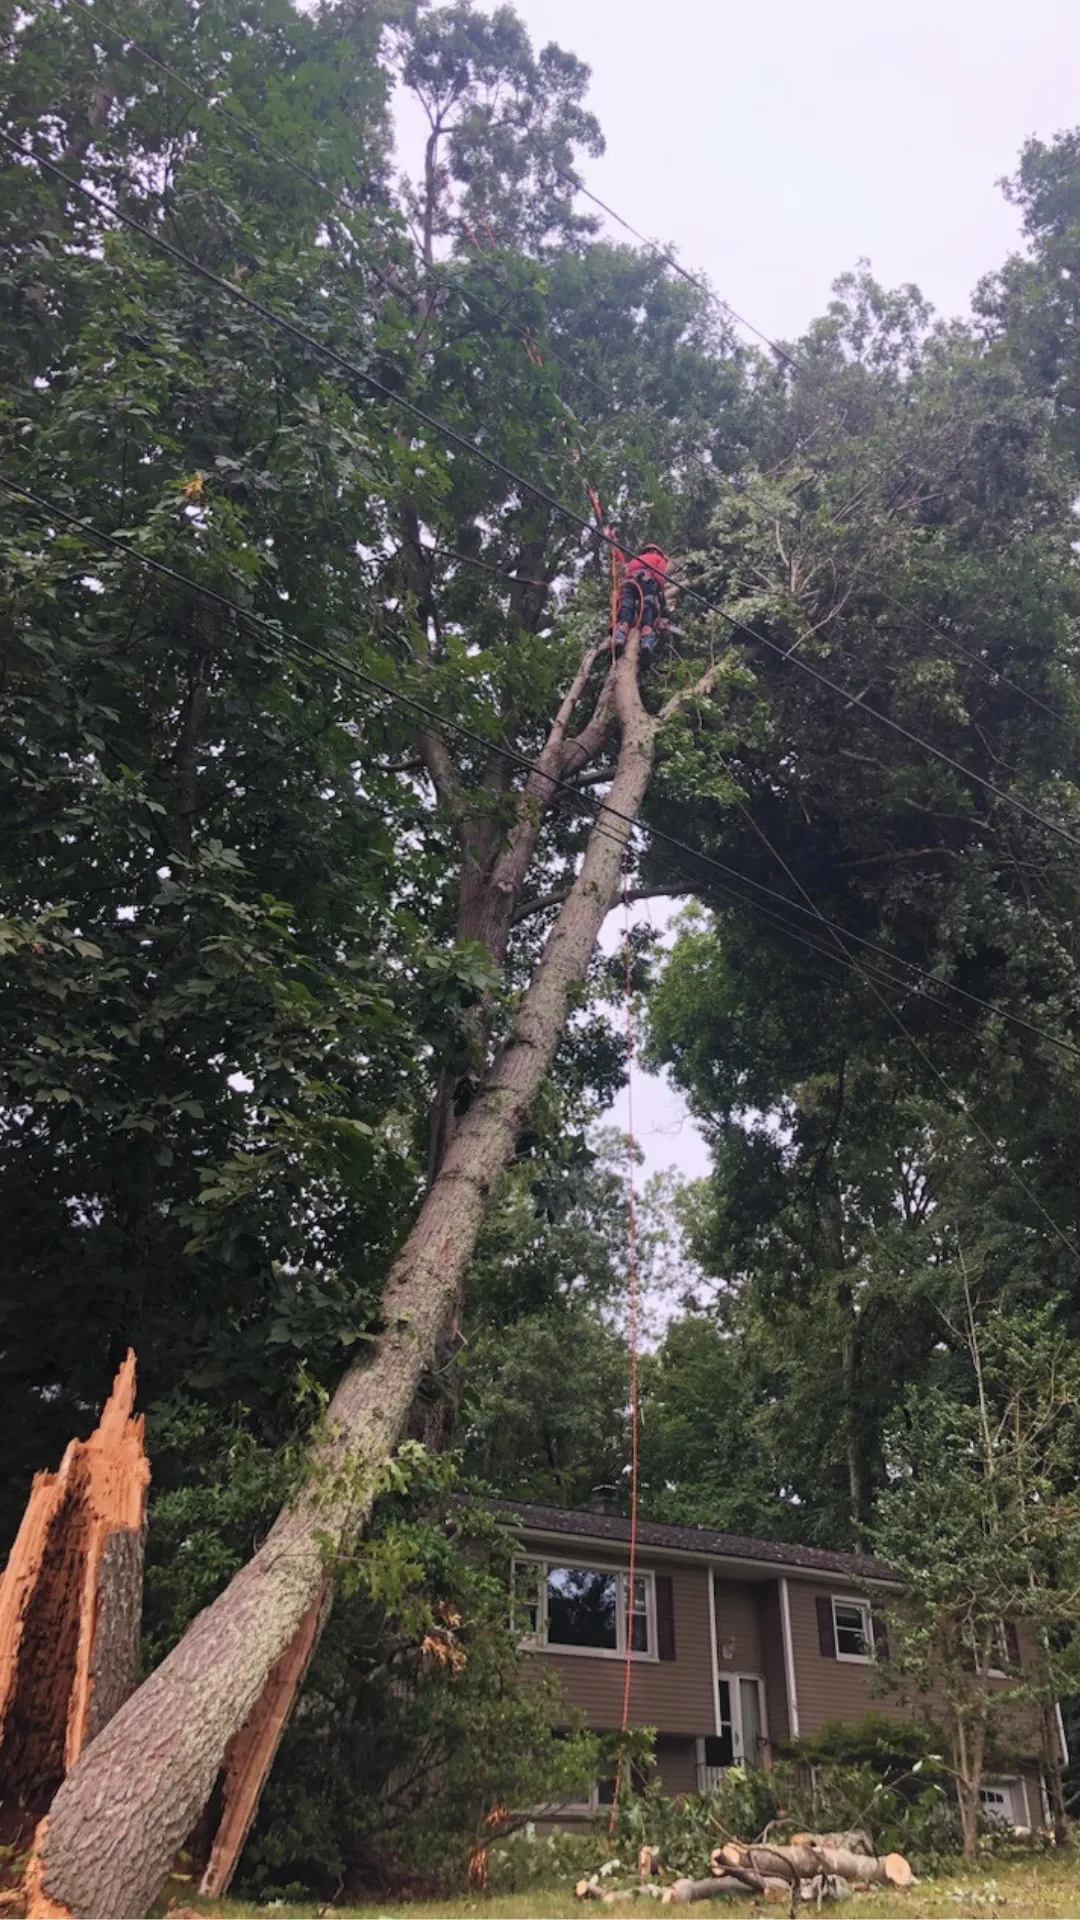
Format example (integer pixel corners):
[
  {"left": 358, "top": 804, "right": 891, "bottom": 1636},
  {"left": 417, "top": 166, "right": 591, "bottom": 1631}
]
[{"left": 588, "top": 1484, "right": 619, "bottom": 1516}]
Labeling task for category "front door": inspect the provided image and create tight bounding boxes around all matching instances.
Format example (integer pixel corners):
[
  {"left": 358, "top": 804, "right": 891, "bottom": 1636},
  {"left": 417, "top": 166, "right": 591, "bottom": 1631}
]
[{"left": 701, "top": 1675, "right": 767, "bottom": 1779}]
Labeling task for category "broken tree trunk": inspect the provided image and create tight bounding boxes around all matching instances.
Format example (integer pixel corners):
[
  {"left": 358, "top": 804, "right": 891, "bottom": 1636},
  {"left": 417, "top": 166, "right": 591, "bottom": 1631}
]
[
  {"left": 0, "top": 1352, "right": 148, "bottom": 1856},
  {"left": 34, "top": 640, "right": 673, "bottom": 1919}
]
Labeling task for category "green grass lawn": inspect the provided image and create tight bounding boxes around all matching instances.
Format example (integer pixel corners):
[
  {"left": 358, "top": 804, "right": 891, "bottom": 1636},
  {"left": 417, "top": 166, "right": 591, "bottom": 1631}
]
[{"left": 167, "top": 1850, "right": 1080, "bottom": 1919}]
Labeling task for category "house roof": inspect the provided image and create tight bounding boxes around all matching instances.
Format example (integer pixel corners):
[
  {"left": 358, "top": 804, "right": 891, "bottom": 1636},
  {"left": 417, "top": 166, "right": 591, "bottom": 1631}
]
[{"left": 484, "top": 1497, "right": 898, "bottom": 1586}]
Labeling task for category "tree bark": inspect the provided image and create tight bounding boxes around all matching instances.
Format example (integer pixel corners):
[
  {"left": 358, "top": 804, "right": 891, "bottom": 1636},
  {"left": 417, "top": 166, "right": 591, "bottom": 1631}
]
[
  {"left": 35, "top": 640, "right": 660, "bottom": 1919},
  {"left": 720, "top": 1843, "right": 912, "bottom": 1890},
  {"left": 1040, "top": 1700, "right": 1069, "bottom": 1846}
]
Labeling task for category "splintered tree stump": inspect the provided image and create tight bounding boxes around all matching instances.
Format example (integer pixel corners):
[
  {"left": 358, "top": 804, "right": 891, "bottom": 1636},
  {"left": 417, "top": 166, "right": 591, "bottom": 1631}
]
[{"left": 0, "top": 1351, "right": 149, "bottom": 1870}]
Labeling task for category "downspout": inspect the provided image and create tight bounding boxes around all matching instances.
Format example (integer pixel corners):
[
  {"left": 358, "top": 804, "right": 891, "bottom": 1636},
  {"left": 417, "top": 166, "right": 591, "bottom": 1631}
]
[
  {"left": 779, "top": 1577, "right": 800, "bottom": 1739},
  {"left": 708, "top": 1568, "right": 722, "bottom": 1734}
]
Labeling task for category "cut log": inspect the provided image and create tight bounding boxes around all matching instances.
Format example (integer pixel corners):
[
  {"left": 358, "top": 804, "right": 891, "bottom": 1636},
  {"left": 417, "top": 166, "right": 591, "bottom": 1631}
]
[
  {"left": 720, "top": 1843, "right": 912, "bottom": 1890},
  {"left": 665, "top": 1875, "right": 790, "bottom": 1902},
  {"left": 0, "top": 1353, "right": 149, "bottom": 1857}
]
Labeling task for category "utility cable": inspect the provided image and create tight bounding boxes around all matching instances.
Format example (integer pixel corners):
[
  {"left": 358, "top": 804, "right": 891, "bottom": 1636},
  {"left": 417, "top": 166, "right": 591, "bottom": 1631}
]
[
  {"left": 724, "top": 777, "right": 1080, "bottom": 1264},
  {"left": 552, "top": 164, "right": 799, "bottom": 371},
  {"left": 55, "top": 0, "right": 615, "bottom": 409},
  {"left": 5, "top": 470, "right": 1080, "bottom": 1075},
  {"left": 6, "top": 129, "right": 1079, "bottom": 866},
  {"left": 29, "top": 21, "right": 1070, "bottom": 741}
]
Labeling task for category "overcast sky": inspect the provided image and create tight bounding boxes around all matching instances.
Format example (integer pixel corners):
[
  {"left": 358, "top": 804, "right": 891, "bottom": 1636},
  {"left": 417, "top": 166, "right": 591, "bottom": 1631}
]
[{"left": 498, "top": 0, "right": 1080, "bottom": 1185}]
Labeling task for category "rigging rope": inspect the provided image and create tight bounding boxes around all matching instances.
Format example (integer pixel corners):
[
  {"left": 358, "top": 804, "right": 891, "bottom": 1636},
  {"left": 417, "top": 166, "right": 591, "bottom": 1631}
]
[{"left": 609, "top": 857, "right": 642, "bottom": 1837}]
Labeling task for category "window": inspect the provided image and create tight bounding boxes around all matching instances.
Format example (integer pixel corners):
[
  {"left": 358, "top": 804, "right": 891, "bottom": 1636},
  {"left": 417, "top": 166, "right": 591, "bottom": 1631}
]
[
  {"left": 964, "top": 1618, "right": 1021, "bottom": 1676},
  {"left": 833, "top": 1596, "right": 874, "bottom": 1661},
  {"left": 513, "top": 1557, "right": 656, "bottom": 1659},
  {"left": 979, "top": 1780, "right": 1026, "bottom": 1828}
]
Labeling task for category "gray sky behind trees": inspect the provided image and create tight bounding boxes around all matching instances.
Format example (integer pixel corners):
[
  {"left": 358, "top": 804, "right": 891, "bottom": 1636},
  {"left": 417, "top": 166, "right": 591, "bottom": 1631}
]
[{"left": 400, "top": 0, "right": 1080, "bottom": 1181}]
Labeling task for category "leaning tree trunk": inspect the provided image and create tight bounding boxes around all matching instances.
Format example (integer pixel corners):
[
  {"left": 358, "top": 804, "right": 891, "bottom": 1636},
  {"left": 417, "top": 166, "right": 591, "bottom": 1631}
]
[{"left": 33, "top": 640, "right": 660, "bottom": 1919}]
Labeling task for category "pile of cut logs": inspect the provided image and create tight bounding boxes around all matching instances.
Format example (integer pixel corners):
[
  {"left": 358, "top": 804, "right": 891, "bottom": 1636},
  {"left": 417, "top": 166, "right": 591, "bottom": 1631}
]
[{"left": 576, "top": 1832, "right": 914, "bottom": 1911}]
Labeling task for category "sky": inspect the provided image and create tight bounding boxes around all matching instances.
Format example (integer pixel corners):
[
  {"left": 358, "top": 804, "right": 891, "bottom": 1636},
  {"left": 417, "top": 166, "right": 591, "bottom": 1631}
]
[
  {"left": 496, "top": 0, "right": 1080, "bottom": 1186},
  {"left": 399, "top": 0, "right": 1080, "bottom": 1186}
]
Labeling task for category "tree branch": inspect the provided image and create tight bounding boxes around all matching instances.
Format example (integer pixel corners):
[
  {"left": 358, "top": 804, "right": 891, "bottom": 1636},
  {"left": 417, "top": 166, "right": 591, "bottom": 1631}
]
[
  {"left": 659, "top": 658, "right": 730, "bottom": 721},
  {"left": 417, "top": 726, "right": 467, "bottom": 831}
]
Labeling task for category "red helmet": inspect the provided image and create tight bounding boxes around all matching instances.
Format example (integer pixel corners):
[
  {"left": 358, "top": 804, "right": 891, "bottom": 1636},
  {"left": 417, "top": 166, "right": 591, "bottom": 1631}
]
[{"left": 632, "top": 544, "right": 668, "bottom": 579}]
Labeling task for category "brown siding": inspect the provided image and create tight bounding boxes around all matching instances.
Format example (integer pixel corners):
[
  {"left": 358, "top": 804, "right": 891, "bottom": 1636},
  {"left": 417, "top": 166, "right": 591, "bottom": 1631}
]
[
  {"left": 656, "top": 1735, "right": 700, "bottom": 1796},
  {"left": 787, "top": 1581, "right": 1044, "bottom": 1758},
  {"left": 528, "top": 1559, "right": 716, "bottom": 1735},
  {"left": 788, "top": 1581, "right": 911, "bottom": 1736},
  {"left": 713, "top": 1578, "right": 763, "bottom": 1672},
  {"left": 757, "top": 1581, "right": 791, "bottom": 1746}
]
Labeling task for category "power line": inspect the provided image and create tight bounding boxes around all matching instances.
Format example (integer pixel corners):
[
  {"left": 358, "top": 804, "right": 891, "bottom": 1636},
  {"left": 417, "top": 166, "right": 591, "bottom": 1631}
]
[
  {"left": 56, "top": 0, "right": 615, "bottom": 410},
  {"left": 6, "top": 131, "right": 1080, "bottom": 867},
  {"left": 724, "top": 777, "right": 1080, "bottom": 1263},
  {"left": 26, "top": 25, "right": 1069, "bottom": 741},
  {"left": 6, "top": 470, "right": 1080, "bottom": 1075},
  {"left": 552, "top": 165, "right": 799, "bottom": 371},
  {"left": 553, "top": 161, "right": 1069, "bottom": 733}
]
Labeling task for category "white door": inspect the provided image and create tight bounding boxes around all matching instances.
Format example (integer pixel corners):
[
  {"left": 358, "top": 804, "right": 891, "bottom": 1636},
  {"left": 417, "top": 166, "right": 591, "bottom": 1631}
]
[
  {"left": 736, "top": 1676, "right": 765, "bottom": 1765},
  {"left": 978, "top": 1780, "right": 1026, "bottom": 1828}
]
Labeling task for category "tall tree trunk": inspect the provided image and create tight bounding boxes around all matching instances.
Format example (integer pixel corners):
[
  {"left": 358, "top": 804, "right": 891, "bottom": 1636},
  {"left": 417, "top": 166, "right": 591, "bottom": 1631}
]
[
  {"left": 1040, "top": 1699, "right": 1069, "bottom": 1845},
  {"left": 34, "top": 641, "right": 660, "bottom": 1919}
]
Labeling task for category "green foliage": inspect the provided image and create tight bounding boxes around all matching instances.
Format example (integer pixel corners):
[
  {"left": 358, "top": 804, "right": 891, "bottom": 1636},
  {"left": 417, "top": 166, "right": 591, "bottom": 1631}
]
[
  {"left": 237, "top": 1470, "right": 599, "bottom": 1900},
  {"left": 484, "top": 1827, "right": 610, "bottom": 1894},
  {"left": 788, "top": 1712, "right": 943, "bottom": 1776},
  {"left": 872, "top": 1293, "right": 1080, "bottom": 1851}
]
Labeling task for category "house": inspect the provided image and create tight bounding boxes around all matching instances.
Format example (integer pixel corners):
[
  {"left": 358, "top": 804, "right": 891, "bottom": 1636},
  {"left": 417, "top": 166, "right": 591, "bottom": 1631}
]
[{"left": 493, "top": 1493, "right": 1063, "bottom": 1830}]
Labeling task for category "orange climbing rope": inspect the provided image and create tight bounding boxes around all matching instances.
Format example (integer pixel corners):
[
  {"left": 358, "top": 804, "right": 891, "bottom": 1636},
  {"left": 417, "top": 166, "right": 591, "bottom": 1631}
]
[{"left": 609, "top": 861, "right": 641, "bottom": 1839}]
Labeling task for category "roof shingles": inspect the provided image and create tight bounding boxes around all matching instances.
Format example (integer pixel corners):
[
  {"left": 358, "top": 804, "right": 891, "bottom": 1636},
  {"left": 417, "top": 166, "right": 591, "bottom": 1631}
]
[{"left": 484, "top": 1497, "right": 896, "bottom": 1585}]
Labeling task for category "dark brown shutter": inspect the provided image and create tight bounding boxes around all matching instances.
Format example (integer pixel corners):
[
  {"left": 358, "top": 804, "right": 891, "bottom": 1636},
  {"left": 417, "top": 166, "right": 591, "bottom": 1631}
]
[
  {"left": 655, "top": 1574, "right": 676, "bottom": 1661},
  {"left": 1004, "top": 1620, "right": 1022, "bottom": 1667},
  {"left": 816, "top": 1594, "right": 837, "bottom": 1658},
  {"left": 872, "top": 1612, "right": 890, "bottom": 1662}
]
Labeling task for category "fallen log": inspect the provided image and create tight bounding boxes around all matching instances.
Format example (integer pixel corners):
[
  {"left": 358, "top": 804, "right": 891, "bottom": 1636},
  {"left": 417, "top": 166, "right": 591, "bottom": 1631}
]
[
  {"left": 720, "top": 1842, "right": 912, "bottom": 1890},
  {"left": 664, "top": 1874, "right": 790, "bottom": 1903},
  {"left": 791, "top": 1832, "right": 873, "bottom": 1856}
]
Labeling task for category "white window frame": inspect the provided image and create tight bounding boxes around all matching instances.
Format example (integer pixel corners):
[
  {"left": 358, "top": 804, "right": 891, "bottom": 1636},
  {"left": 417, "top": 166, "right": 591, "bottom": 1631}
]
[
  {"left": 832, "top": 1594, "right": 875, "bottom": 1664},
  {"left": 697, "top": 1675, "right": 769, "bottom": 1787},
  {"left": 963, "top": 1618, "right": 1012, "bottom": 1678},
  {"left": 978, "top": 1778, "right": 1027, "bottom": 1829},
  {"left": 513, "top": 1555, "right": 658, "bottom": 1662}
]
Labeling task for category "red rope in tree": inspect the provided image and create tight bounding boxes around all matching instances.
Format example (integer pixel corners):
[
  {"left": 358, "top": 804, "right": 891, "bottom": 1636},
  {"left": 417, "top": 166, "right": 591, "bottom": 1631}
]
[{"left": 609, "top": 858, "right": 641, "bottom": 1839}]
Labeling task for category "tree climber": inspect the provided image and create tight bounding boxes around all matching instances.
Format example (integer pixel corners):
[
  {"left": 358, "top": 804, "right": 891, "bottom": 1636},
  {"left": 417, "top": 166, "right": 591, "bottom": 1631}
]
[{"left": 612, "top": 544, "right": 672, "bottom": 663}]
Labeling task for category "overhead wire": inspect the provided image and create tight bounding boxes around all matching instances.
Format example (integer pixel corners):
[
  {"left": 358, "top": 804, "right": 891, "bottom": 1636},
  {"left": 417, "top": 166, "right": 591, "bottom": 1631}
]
[
  {"left": 5, "top": 128, "right": 1080, "bottom": 867},
  {"left": 33, "top": 10, "right": 1071, "bottom": 742},
  {"left": 6, "top": 470, "right": 1080, "bottom": 1077},
  {"left": 552, "top": 164, "right": 800, "bottom": 371},
  {"left": 55, "top": 0, "right": 616, "bottom": 411},
  {"left": 720, "top": 773, "right": 1080, "bottom": 1264}
]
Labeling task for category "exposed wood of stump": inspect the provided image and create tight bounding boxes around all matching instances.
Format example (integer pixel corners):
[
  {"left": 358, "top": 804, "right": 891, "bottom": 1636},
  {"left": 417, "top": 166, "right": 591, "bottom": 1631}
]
[{"left": 0, "top": 1351, "right": 149, "bottom": 1872}]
